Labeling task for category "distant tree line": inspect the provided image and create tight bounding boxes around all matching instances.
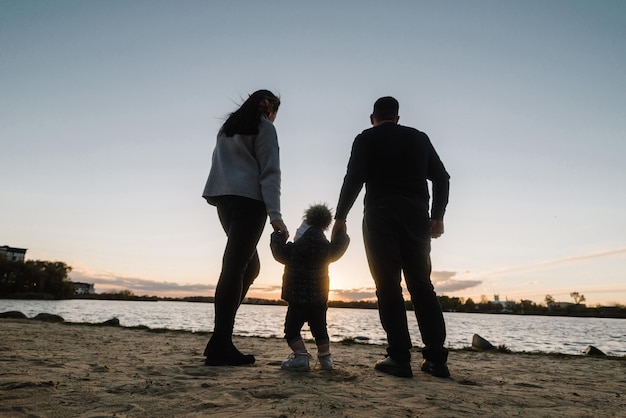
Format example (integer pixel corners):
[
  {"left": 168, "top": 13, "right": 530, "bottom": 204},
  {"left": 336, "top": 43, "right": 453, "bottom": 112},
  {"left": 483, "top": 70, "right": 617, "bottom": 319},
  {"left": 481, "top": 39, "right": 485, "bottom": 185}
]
[
  {"left": 433, "top": 295, "right": 625, "bottom": 318},
  {"left": 0, "top": 254, "right": 74, "bottom": 299},
  {"left": 75, "top": 289, "right": 160, "bottom": 301},
  {"left": 2, "top": 252, "right": 624, "bottom": 318}
]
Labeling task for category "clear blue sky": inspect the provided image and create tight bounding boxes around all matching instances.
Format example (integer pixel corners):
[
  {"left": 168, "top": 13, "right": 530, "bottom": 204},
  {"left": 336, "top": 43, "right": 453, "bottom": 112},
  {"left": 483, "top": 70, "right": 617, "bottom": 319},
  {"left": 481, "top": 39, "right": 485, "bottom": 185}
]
[{"left": 2, "top": 0, "right": 625, "bottom": 306}]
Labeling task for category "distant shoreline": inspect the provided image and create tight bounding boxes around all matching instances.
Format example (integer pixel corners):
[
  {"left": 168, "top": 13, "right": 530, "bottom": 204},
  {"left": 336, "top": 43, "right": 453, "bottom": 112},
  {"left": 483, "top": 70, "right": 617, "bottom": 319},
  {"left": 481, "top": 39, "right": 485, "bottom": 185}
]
[
  {"left": 1, "top": 313, "right": 625, "bottom": 359},
  {"left": 3, "top": 293, "right": 626, "bottom": 319}
]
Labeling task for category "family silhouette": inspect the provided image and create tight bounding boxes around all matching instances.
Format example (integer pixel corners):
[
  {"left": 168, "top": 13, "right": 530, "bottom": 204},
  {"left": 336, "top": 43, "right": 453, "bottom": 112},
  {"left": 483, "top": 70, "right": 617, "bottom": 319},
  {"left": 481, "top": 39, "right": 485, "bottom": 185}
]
[{"left": 202, "top": 91, "right": 451, "bottom": 378}]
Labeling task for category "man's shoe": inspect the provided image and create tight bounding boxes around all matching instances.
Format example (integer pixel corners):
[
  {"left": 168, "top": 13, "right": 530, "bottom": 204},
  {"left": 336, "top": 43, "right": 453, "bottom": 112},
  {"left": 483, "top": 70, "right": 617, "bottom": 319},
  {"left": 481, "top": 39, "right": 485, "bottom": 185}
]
[
  {"left": 420, "top": 359, "right": 450, "bottom": 378},
  {"left": 374, "top": 357, "right": 413, "bottom": 378}
]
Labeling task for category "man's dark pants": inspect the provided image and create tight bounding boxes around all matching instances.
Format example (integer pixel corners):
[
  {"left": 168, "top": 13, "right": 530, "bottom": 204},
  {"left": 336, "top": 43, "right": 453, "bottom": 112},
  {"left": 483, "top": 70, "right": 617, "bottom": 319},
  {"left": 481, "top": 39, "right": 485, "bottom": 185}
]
[{"left": 363, "top": 203, "right": 448, "bottom": 364}]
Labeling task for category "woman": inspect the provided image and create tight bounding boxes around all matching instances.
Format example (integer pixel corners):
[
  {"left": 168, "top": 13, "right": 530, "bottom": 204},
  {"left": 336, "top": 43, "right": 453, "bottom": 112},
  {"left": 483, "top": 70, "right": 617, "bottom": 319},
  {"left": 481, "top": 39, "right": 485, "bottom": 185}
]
[{"left": 202, "top": 90, "right": 288, "bottom": 366}]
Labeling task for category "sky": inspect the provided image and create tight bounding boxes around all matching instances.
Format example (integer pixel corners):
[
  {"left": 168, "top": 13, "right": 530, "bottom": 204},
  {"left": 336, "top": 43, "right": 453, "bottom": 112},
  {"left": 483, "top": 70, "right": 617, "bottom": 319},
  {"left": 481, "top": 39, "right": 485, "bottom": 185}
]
[{"left": 1, "top": 0, "right": 625, "bottom": 306}]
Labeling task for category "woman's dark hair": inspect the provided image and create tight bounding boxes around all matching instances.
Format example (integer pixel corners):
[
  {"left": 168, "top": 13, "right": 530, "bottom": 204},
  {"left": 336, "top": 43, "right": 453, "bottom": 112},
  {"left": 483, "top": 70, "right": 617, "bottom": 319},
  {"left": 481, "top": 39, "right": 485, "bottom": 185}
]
[{"left": 222, "top": 89, "right": 280, "bottom": 136}]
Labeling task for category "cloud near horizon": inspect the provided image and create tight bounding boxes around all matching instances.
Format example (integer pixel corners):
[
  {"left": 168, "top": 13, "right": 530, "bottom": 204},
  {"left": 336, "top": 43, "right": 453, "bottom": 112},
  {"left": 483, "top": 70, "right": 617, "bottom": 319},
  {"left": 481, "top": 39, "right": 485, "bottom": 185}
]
[
  {"left": 70, "top": 268, "right": 482, "bottom": 300},
  {"left": 431, "top": 271, "right": 483, "bottom": 293},
  {"left": 482, "top": 248, "right": 626, "bottom": 278},
  {"left": 330, "top": 288, "right": 377, "bottom": 301},
  {"left": 70, "top": 268, "right": 215, "bottom": 296},
  {"left": 330, "top": 271, "right": 483, "bottom": 301}
]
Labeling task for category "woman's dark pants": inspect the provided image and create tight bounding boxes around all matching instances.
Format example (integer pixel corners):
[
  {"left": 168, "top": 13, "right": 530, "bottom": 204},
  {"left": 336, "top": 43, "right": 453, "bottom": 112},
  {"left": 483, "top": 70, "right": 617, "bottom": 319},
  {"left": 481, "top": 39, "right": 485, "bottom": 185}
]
[{"left": 204, "top": 196, "right": 267, "bottom": 355}]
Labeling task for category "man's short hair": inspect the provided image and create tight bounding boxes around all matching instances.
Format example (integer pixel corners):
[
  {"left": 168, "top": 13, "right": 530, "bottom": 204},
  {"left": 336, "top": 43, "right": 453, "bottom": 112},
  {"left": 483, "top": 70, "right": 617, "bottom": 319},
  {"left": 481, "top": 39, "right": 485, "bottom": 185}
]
[{"left": 372, "top": 96, "right": 399, "bottom": 121}]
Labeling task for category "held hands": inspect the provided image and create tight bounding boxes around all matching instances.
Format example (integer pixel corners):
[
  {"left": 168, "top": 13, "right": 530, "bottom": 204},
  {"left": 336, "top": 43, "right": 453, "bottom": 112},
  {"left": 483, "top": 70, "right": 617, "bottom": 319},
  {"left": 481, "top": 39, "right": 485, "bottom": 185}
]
[
  {"left": 430, "top": 219, "right": 444, "bottom": 239},
  {"left": 271, "top": 220, "right": 289, "bottom": 238},
  {"left": 331, "top": 219, "right": 347, "bottom": 241}
]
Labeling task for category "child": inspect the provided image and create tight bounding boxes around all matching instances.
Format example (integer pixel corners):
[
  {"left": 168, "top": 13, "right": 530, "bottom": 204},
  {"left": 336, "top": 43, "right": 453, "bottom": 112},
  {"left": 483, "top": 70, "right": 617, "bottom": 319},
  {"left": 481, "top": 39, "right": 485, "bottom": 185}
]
[{"left": 270, "top": 203, "right": 349, "bottom": 371}]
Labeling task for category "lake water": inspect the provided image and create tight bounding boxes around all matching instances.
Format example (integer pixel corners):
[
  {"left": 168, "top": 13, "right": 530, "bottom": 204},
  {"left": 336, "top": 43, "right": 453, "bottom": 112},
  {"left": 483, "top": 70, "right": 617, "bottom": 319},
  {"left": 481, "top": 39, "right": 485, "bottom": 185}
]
[{"left": 1, "top": 299, "right": 624, "bottom": 356}]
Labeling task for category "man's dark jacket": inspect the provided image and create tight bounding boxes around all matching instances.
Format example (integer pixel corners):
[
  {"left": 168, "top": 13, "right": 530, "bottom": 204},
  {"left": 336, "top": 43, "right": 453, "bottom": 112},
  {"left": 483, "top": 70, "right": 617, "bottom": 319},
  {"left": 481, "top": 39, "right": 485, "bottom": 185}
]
[{"left": 335, "top": 122, "right": 450, "bottom": 221}]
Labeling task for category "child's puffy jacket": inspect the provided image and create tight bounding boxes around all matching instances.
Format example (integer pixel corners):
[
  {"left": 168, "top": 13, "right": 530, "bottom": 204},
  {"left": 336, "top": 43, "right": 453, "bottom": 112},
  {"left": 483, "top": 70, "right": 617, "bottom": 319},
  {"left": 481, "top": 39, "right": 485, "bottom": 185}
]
[{"left": 271, "top": 227, "right": 349, "bottom": 305}]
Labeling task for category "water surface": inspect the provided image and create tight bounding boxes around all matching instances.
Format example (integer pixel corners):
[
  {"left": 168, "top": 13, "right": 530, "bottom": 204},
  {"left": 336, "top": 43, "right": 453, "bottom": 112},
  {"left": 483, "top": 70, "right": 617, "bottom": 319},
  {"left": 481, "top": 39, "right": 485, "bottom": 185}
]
[{"left": 1, "top": 299, "right": 624, "bottom": 356}]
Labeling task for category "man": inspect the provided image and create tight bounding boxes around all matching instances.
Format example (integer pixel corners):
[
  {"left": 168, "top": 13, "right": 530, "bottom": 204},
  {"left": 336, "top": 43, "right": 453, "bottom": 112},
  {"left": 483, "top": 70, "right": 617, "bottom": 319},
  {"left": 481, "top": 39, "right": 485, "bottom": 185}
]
[{"left": 332, "top": 96, "right": 450, "bottom": 378}]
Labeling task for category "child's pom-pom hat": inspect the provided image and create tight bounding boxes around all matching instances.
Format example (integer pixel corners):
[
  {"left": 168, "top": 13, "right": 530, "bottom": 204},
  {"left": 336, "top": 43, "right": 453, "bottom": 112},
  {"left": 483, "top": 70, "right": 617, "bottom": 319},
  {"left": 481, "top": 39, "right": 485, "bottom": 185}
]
[{"left": 304, "top": 203, "right": 333, "bottom": 230}]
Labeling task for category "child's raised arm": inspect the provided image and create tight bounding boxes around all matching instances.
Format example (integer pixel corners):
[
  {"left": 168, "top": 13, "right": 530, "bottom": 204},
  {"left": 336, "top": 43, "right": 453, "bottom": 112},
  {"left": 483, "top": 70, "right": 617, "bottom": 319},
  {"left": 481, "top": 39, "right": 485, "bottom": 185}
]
[
  {"left": 269, "top": 231, "right": 293, "bottom": 264},
  {"left": 329, "top": 232, "right": 350, "bottom": 262}
]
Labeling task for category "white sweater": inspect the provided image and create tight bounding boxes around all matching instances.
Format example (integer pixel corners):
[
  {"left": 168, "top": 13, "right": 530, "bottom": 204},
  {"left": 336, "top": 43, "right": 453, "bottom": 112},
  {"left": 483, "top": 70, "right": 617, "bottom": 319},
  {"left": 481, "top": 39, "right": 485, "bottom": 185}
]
[{"left": 202, "top": 118, "right": 283, "bottom": 222}]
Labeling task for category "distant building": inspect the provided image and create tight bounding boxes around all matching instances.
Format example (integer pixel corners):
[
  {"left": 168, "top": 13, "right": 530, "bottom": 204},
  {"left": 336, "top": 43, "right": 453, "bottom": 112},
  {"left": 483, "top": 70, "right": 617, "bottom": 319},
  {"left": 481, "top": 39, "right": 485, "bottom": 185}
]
[
  {"left": 72, "top": 282, "right": 95, "bottom": 295},
  {"left": 491, "top": 294, "right": 516, "bottom": 312},
  {"left": 0, "top": 245, "right": 27, "bottom": 262}
]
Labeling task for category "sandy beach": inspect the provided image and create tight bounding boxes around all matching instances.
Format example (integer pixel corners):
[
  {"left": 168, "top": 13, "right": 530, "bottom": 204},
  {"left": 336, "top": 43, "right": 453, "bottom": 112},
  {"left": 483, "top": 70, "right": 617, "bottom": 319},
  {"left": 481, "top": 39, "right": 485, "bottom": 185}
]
[{"left": 1, "top": 318, "right": 624, "bottom": 417}]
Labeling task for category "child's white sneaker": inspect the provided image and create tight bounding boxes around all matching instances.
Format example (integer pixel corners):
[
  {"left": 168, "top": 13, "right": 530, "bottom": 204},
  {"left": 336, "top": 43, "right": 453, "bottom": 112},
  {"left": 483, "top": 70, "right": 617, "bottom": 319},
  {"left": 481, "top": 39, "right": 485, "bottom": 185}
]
[
  {"left": 281, "top": 352, "right": 310, "bottom": 371},
  {"left": 318, "top": 353, "right": 333, "bottom": 371}
]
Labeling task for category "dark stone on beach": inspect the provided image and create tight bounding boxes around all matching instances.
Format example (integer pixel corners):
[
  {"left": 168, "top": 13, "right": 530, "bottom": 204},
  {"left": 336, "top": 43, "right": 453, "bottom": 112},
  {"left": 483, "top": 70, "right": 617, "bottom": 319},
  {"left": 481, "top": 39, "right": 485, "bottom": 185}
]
[
  {"left": 472, "top": 334, "right": 495, "bottom": 350},
  {"left": 33, "top": 313, "right": 65, "bottom": 323},
  {"left": 582, "top": 345, "right": 606, "bottom": 356},
  {"left": 101, "top": 317, "right": 120, "bottom": 326},
  {"left": 0, "top": 311, "right": 28, "bottom": 319}
]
